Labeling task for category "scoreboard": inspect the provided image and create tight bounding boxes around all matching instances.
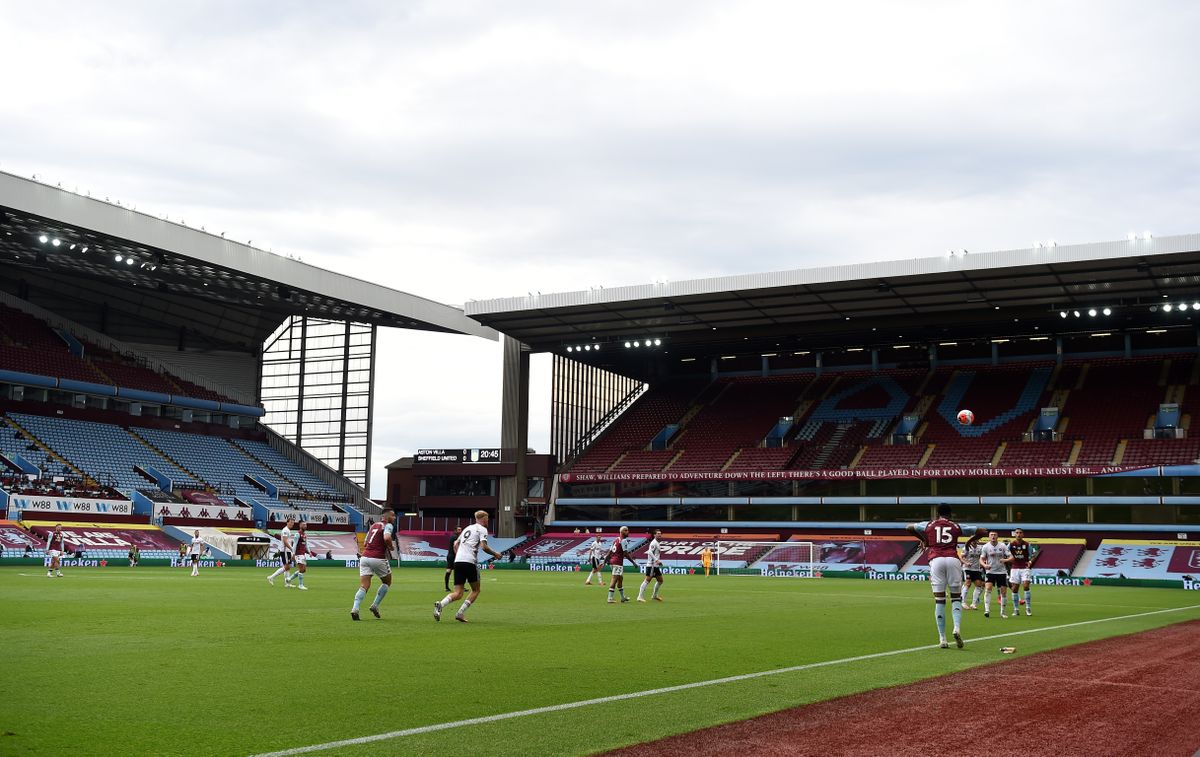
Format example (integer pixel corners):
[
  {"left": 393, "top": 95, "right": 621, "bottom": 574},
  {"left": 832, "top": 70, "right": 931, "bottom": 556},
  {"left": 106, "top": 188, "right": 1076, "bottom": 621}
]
[{"left": 414, "top": 448, "right": 502, "bottom": 464}]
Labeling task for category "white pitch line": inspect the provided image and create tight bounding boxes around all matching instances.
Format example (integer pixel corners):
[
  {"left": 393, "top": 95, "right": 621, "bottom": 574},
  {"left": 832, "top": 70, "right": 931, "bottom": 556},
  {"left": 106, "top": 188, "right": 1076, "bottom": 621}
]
[{"left": 248, "top": 603, "right": 1200, "bottom": 757}]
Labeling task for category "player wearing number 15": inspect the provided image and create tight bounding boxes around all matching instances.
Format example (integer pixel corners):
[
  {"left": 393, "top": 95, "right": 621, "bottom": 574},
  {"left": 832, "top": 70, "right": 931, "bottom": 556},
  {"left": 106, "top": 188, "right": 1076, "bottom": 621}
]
[{"left": 907, "top": 504, "right": 986, "bottom": 649}]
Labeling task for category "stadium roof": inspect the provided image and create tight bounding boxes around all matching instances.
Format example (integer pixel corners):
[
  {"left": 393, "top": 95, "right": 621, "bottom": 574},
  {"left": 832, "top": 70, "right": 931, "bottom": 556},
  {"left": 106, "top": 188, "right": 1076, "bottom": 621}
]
[
  {"left": 0, "top": 171, "right": 496, "bottom": 348},
  {"left": 466, "top": 233, "right": 1200, "bottom": 371}
]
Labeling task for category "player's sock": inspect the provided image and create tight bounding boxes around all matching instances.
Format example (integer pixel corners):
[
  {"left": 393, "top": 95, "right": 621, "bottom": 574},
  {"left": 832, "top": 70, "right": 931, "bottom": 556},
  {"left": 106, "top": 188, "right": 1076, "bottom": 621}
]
[
  {"left": 651, "top": 582, "right": 660, "bottom": 599},
  {"left": 439, "top": 593, "right": 454, "bottom": 609},
  {"left": 296, "top": 572, "right": 305, "bottom": 588},
  {"left": 607, "top": 587, "right": 615, "bottom": 601},
  {"left": 269, "top": 567, "right": 285, "bottom": 580},
  {"left": 972, "top": 586, "right": 982, "bottom": 606},
  {"left": 457, "top": 598, "right": 472, "bottom": 617},
  {"left": 960, "top": 584, "right": 968, "bottom": 603},
  {"left": 1024, "top": 590, "right": 1031, "bottom": 610},
  {"left": 618, "top": 588, "right": 627, "bottom": 600},
  {"left": 934, "top": 600, "right": 946, "bottom": 638},
  {"left": 951, "top": 599, "right": 963, "bottom": 631},
  {"left": 352, "top": 588, "right": 366, "bottom": 613},
  {"left": 637, "top": 580, "right": 648, "bottom": 600},
  {"left": 983, "top": 591, "right": 990, "bottom": 612},
  {"left": 373, "top": 583, "right": 389, "bottom": 607}
]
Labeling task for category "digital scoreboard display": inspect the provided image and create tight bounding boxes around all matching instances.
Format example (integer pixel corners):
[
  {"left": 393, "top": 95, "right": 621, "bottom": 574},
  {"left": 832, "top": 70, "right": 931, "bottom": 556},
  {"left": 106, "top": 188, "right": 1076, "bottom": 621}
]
[{"left": 415, "top": 448, "right": 502, "bottom": 464}]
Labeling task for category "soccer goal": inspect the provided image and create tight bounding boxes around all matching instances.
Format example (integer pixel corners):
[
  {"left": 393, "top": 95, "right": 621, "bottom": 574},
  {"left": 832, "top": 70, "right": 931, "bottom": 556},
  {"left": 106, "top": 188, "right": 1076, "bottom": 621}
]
[{"left": 714, "top": 540, "right": 818, "bottom": 577}]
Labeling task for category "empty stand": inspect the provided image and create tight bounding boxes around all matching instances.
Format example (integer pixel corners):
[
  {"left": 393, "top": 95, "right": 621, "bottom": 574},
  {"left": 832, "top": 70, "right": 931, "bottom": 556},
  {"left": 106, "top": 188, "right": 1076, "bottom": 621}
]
[{"left": 10, "top": 413, "right": 204, "bottom": 496}]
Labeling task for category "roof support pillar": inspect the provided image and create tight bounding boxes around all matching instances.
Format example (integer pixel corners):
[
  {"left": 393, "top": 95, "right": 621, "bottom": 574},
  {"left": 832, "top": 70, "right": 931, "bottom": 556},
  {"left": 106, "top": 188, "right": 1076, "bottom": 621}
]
[{"left": 498, "top": 335, "right": 529, "bottom": 538}]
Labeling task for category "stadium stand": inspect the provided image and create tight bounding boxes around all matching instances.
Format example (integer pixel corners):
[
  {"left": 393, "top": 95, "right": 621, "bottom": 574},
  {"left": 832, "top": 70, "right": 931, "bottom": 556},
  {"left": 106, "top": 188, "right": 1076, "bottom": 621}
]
[
  {"left": 0, "top": 304, "right": 235, "bottom": 402},
  {"left": 133, "top": 427, "right": 294, "bottom": 507},
  {"left": 230, "top": 439, "right": 347, "bottom": 500},
  {"left": 560, "top": 353, "right": 1200, "bottom": 476},
  {"left": 10, "top": 412, "right": 204, "bottom": 496}
]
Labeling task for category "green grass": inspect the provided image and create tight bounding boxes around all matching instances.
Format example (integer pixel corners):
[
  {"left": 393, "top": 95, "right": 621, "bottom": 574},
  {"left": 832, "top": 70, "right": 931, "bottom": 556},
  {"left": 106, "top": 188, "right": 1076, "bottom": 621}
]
[{"left": 2, "top": 565, "right": 1198, "bottom": 756}]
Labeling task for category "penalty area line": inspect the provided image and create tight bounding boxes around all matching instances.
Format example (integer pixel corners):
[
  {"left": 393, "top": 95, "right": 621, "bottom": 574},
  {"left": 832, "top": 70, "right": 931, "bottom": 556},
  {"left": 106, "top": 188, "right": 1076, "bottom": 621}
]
[{"left": 248, "top": 602, "right": 1200, "bottom": 757}]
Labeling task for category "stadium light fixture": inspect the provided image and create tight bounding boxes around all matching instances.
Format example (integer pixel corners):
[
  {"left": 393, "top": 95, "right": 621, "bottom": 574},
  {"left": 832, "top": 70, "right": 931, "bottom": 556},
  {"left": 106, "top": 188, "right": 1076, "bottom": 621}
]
[
  {"left": 1164, "top": 303, "right": 1173, "bottom": 312},
  {"left": 1102, "top": 307, "right": 1112, "bottom": 316},
  {"left": 1087, "top": 308, "right": 1097, "bottom": 317},
  {"left": 1193, "top": 303, "right": 1200, "bottom": 311},
  {"left": 80, "top": 246, "right": 88, "bottom": 253},
  {"left": 565, "top": 346, "right": 573, "bottom": 352},
  {"left": 632, "top": 341, "right": 640, "bottom": 347},
  {"left": 720, "top": 355, "right": 736, "bottom": 360},
  {"left": 38, "top": 235, "right": 47, "bottom": 244},
  {"left": 991, "top": 338, "right": 1010, "bottom": 344},
  {"left": 846, "top": 347, "right": 864, "bottom": 352},
  {"left": 653, "top": 339, "right": 662, "bottom": 346},
  {"left": 68, "top": 244, "right": 75, "bottom": 250},
  {"left": 1179, "top": 303, "right": 1188, "bottom": 312},
  {"left": 939, "top": 341, "right": 957, "bottom": 346},
  {"left": 893, "top": 344, "right": 911, "bottom": 349},
  {"left": 125, "top": 257, "right": 135, "bottom": 265},
  {"left": 593, "top": 344, "right": 600, "bottom": 351},
  {"left": 1059, "top": 310, "right": 1067, "bottom": 318},
  {"left": 51, "top": 238, "right": 60, "bottom": 246},
  {"left": 680, "top": 357, "right": 696, "bottom": 362},
  {"left": 1072, "top": 310, "right": 1081, "bottom": 318},
  {"left": 1029, "top": 336, "right": 1050, "bottom": 341},
  {"left": 624, "top": 342, "right": 631, "bottom": 348},
  {"left": 1091, "top": 333, "right": 1111, "bottom": 337},
  {"left": 1146, "top": 329, "right": 1167, "bottom": 334},
  {"left": 114, "top": 254, "right": 123, "bottom": 263}
]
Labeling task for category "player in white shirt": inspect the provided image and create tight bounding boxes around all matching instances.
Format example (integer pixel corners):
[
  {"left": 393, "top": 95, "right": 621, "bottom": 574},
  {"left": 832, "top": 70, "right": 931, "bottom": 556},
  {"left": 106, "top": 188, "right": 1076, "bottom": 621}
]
[
  {"left": 188, "top": 530, "right": 205, "bottom": 577},
  {"left": 960, "top": 541, "right": 986, "bottom": 609},
  {"left": 584, "top": 535, "right": 607, "bottom": 586},
  {"left": 266, "top": 518, "right": 296, "bottom": 587},
  {"left": 434, "top": 510, "right": 502, "bottom": 623},
  {"left": 636, "top": 530, "right": 665, "bottom": 602},
  {"left": 978, "top": 531, "right": 1013, "bottom": 618}
]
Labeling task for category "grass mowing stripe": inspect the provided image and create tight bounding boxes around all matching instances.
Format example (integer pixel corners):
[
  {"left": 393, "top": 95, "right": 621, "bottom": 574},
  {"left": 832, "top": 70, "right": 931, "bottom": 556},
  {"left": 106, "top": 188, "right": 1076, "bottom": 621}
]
[{"left": 248, "top": 602, "right": 1200, "bottom": 757}]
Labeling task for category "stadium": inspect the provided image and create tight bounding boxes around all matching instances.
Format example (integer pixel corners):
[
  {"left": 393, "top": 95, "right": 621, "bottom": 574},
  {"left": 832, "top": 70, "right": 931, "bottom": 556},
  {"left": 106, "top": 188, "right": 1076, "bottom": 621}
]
[{"left": 2, "top": 163, "right": 1199, "bottom": 755}]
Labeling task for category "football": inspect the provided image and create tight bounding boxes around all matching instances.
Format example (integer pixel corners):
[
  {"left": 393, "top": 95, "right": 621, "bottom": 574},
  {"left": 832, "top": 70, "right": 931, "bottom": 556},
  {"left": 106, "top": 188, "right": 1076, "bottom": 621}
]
[{"left": 957, "top": 409, "right": 975, "bottom": 425}]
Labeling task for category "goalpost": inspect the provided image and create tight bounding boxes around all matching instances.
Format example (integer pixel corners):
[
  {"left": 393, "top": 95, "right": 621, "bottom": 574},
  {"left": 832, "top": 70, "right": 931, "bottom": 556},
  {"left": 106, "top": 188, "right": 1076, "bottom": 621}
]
[{"left": 714, "top": 540, "right": 819, "bottom": 577}]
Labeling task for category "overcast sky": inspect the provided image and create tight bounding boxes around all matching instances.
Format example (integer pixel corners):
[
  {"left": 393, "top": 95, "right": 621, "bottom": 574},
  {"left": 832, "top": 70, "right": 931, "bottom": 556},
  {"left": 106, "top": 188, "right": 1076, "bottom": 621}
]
[{"left": 3, "top": 2, "right": 1198, "bottom": 496}]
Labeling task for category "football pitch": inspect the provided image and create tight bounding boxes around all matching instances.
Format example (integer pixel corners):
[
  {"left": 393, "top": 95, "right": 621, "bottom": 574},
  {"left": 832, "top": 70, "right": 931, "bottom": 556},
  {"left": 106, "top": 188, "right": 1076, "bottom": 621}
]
[{"left": 2, "top": 566, "right": 1198, "bottom": 756}]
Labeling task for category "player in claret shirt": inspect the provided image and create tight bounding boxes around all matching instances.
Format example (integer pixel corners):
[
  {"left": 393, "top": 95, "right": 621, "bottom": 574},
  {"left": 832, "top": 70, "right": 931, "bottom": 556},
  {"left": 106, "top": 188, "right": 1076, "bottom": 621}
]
[
  {"left": 1007, "top": 528, "right": 1036, "bottom": 616},
  {"left": 606, "top": 526, "right": 640, "bottom": 604},
  {"left": 907, "top": 504, "right": 986, "bottom": 649},
  {"left": 352, "top": 510, "right": 395, "bottom": 621}
]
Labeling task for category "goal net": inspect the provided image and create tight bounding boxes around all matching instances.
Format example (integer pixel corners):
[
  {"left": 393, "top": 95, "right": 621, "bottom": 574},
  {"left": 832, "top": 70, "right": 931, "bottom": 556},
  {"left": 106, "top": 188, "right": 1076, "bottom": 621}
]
[{"left": 714, "top": 540, "right": 818, "bottom": 577}]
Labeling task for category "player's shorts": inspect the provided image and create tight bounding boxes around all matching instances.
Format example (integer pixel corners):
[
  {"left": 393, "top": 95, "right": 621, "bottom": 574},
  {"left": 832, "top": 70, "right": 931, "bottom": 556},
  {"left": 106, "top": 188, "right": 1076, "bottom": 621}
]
[
  {"left": 985, "top": 572, "right": 1008, "bottom": 588},
  {"left": 295, "top": 553, "right": 307, "bottom": 566},
  {"left": 48, "top": 550, "right": 61, "bottom": 559},
  {"left": 590, "top": 557, "right": 602, "bottom": 570},
  {"left": 190, "top": 553, "right": 200, "bottom": 563},
  {"left": 359, "top": 556, "right": 391, "bottom": 579},
  {"left": 453, "top": 561, "right": 480, "bottom": 586},
  {"left": 1009, "top": 567, "right": 1031, "bottom": 585},
  {"left": 927, "top": 556, "right": 963, "bottom": 593},
  {"left": 611, "top": 565, "right": 625, "bottom": 577},
  {"left": 965, "top": 569, "right": 985, "bottom": 583},
  {"left": 644, "top": 565, "right": 663, "bottom": 579},
  {"left": 280, "top": 550, "right": 294, "bottom": 566}
]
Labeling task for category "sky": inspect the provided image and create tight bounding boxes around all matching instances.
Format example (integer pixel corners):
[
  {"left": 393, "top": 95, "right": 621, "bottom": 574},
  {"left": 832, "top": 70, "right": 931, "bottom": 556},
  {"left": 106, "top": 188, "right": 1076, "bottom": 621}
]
[{"left": 2, "top": 1, "right": 1198, "bottom": 496}]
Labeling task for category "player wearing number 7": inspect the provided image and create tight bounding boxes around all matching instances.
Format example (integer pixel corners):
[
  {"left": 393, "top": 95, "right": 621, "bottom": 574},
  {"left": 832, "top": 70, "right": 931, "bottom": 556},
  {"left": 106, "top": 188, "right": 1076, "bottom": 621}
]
[{"left": 907, "top": 504, "right": 986, "bottom": 649}]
